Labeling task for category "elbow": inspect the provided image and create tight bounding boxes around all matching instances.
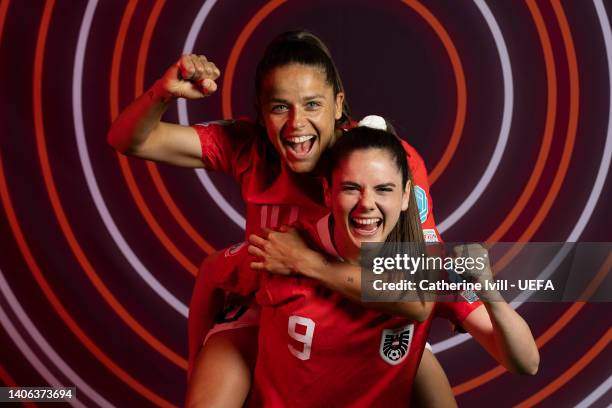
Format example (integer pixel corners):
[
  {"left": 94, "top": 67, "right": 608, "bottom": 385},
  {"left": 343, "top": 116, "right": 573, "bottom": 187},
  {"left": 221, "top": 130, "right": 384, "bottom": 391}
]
[
  {"left": 512, "top": 362, "right": 539, "bottom": 376},
  {"left": 107, "top": 128, "right": 137, "bottom": 155},
  {"left": 107, "top": 128, "right": 126, "bottom": 153},
  {"left": 527, "top": 364, "right": 539, "bottom": 376},
  {"left": 524, "top": 352, "right": 540, "bottom": 376},
  {"left": 413, "top": 309, "right": 430, "bottom": 323},
  {"left": 523, "top": 346, "right": 540, "bottom": 376},
  {"left": 509, "top": 351, "right": 540, "bottom": 376}
]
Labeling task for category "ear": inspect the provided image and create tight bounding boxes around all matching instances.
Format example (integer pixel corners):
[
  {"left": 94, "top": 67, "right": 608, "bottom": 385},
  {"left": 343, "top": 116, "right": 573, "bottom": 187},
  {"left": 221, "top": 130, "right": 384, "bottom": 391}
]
[
  {"left": 323, "top": 178, "right": 332, "bottom": 208},
  {"left": 334, "top": 92, "right": 345, "bottom": 121},
  {"left": 401, "top": 180, "right": 411, "bottom": 211}
]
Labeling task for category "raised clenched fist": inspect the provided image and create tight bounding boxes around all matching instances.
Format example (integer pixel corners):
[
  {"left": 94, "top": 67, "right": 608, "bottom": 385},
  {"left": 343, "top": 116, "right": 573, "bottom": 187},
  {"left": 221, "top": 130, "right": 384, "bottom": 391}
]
[
  {"left": 452, "top": 243, "right": 492, "bottom": 285},
  {"left": 156, "top": 54, "right": 221, "bottom": 100}
]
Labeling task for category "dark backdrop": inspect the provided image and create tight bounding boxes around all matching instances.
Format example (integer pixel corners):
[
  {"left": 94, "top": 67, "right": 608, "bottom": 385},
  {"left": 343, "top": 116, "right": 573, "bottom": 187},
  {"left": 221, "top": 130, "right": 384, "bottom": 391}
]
[{"left": 0, "top": 1, "right": 610, "bottom": 407}]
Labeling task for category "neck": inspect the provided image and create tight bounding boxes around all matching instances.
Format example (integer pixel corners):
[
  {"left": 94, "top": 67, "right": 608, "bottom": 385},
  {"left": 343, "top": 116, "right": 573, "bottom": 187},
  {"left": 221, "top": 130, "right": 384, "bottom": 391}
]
[
  {"left": 330, "top": 127, "right": 343, "bottom": 147},
  {"left": 283, "top": 163, "right": 321, "bottom": 184},
  {"left": 331, "top": 221, "right": 360, "bottom": 264},
  {"left": 280, "top": 163, "right": 325, "bottom": 204}
]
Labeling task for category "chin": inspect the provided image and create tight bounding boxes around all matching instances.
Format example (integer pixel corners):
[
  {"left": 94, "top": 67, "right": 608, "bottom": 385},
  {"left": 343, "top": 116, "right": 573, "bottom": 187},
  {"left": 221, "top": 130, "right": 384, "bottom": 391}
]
[
  {"left": 288, "top": 160, "right": 315, "bottom": 173},
  {"left": 355, "top": 237, "right": 380, "bottom": 247}
]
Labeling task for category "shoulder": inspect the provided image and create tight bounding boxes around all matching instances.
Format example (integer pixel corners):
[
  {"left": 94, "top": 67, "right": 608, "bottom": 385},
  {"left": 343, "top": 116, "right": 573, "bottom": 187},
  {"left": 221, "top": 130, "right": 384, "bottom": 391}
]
[
  {"left": 287, "top": 216, "right": 336, "bottom": 258},
  {"left": 192, "top": 118, "right": 269, "bottom": 176},
  {"left": 192, "top": 118, "right": 261, "bottom": 140},
  {"left": 399, "top": 138, "right": 425, "bottom": 166}
]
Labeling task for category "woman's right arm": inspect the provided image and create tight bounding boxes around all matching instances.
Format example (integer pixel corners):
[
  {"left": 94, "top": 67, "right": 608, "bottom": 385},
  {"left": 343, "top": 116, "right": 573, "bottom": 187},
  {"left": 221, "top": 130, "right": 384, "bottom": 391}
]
[
  {"left": 249, "top": 228, "right": 434, "bottom": 322},
  {"left": 107, "top": 54, "right": 220, "bottom": 167}
]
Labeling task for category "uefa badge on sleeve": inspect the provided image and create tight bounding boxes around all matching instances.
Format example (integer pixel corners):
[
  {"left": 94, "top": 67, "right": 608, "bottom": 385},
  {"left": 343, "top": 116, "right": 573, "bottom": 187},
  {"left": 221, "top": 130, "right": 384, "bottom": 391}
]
[
  {"left": 414, "top": 186, "right": 428, "bottom": 223},
  {"left": 379, "top": 324, "right": 413, "bottom": 365}
]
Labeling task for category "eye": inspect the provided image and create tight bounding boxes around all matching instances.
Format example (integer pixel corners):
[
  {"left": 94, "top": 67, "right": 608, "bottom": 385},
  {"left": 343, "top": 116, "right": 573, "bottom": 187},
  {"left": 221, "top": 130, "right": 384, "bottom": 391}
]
[
  {"left": 305, "top": 101, "right": 322, "bottom": 110},
  {"left": 376, "top": 187, "right": 394, "bottom": 193},
  {"left": 341, "top": 185, "right": 359, "bottom": 192},
  {"left": 270, "top": 104, "right": 288, "bottom": 113}
]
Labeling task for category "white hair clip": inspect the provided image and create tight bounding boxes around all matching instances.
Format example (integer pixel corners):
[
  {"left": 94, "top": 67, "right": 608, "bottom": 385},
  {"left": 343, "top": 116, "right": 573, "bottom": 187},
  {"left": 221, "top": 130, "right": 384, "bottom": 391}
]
[{"left": 358, "top": 115, "right": 387, "bottom": 131}]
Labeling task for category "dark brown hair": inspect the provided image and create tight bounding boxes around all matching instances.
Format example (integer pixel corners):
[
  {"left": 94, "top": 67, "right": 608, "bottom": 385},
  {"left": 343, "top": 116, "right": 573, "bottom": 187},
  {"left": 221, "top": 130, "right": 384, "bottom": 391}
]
[
  {"left": 255, "top": 30, "right": 351, "bottom": 126},
  {"left": 327, "top": 124, "right": 430, "bottom": 301},
  {"left": 326, "top": 125, "right": 424, "bottom": 246}
]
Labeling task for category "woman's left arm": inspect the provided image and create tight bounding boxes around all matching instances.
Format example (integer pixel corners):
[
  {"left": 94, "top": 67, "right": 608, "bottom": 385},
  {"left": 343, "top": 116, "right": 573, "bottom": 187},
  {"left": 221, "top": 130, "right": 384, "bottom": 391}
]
[
  {"left": 454, "top": 244, "right": 539, "bottom": 375},
  {"left": 461, "top": 302, "right": 539, "bottom": 375}
]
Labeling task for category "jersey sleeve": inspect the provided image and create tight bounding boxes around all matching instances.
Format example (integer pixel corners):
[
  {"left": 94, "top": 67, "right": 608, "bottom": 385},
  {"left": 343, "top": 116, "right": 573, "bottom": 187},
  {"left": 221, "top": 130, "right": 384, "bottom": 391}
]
[
  {"left": 434, "top": 301, "right": 483, "bottom": 331},
  {"left": 400, "top": 140, "right": 442, "bottom": 243},
  {"left": 212, "top": 242, "right": 260, "bottom": 296},
  {"left": 191, "top": 119, "right": 256, "bottom": 182}
]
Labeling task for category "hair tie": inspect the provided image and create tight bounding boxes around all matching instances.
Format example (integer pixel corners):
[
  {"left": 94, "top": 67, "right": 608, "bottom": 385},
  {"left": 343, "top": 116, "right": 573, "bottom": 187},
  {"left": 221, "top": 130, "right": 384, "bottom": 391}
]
[{"left": 357, "top": 115, "right": 387, "bottom": 131}]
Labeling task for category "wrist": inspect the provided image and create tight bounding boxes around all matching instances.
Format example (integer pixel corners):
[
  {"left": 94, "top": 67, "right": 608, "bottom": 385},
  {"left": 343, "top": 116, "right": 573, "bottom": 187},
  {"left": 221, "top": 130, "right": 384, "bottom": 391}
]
[
  {"left": 476, "top": 284, "right": 504, "bottom": 302},
  {"left": 150, "top": 79, "right": 174, "bottom": 103},
  {"left": 296, "top": 249, "right": 329, "bottom": 280}
]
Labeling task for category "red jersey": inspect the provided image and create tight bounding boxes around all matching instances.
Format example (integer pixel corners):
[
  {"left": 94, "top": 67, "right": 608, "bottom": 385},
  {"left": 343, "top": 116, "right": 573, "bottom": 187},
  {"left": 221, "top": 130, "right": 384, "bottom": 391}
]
[
  {"left": 190, "top": 119, "right": 458, "bottom": 341},
  {"left": 189, "top": 120, "right": 482, "bottom": 381},
  {"left": 251, "top": 215, "right": 433, "bottom": 407},
  {"left": 194, "top": 118, "right": 441, "bottom": 259},
  {"left": 192, "top": 118, "right": 452, "bottom": 310}
]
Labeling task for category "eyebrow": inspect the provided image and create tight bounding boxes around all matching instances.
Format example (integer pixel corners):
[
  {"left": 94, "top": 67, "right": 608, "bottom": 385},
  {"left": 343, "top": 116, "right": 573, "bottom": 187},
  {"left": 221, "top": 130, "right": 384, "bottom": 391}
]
[
  {"left": 266, "top": 95, "right": 326, "bottom": 104},
  {"left": 302, "top": 95, "right": 325, "bottom": 101},
  {"left": 339, "top": 181, "right": 397, "bottom": 188}
]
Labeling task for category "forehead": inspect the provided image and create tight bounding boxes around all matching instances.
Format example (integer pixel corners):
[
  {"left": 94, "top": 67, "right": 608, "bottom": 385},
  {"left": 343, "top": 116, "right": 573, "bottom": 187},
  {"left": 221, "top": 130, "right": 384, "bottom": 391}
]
[
  {"left": 261, "top": 63, "right": 332, "bottom": 99},
  {"left": 333, "top": 148, "right": 402, "bottom": 183}
]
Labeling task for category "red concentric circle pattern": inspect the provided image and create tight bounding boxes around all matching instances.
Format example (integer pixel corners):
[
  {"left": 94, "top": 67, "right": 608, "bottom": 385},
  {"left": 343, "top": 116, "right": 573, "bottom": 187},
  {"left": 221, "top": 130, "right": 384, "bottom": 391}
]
[{"left": 0, "top": 1, "right": 610, "bottom": 407}]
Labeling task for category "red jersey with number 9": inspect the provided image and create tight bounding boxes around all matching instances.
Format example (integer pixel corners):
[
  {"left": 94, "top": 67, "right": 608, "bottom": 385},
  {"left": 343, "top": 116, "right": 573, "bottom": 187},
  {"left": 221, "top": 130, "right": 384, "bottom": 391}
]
[{"left": 249, "top": 215, "right": 433, "bottom": 407}]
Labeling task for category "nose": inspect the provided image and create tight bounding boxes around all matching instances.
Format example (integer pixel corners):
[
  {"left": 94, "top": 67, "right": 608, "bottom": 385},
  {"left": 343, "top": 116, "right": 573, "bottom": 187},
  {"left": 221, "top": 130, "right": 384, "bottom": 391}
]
[
  {"left": 357, "top": 189, "right": 376, "bottom": 211},
  {"left": 288, "top": 108, "right": 306, "bottom": 130}
]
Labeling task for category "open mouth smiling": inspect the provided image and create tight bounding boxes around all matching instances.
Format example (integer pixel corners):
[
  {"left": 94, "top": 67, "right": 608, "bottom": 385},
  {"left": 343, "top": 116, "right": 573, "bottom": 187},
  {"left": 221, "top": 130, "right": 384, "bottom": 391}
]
[
  {"left": 283, "top": 135, "right": 316, "bottom": 159},
  {"left": 349, "top": 216, "right": 383, "bottom": 237}
]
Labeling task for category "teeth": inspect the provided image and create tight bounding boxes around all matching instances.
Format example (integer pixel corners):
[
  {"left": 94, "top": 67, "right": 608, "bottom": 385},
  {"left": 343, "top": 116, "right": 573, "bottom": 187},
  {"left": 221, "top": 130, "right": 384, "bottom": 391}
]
[
  {"left": 352, "top": 218, "right": 382, "bottom": 225},
  {"left": 286, "top": 135, "right": 314, "bottom": 143}
]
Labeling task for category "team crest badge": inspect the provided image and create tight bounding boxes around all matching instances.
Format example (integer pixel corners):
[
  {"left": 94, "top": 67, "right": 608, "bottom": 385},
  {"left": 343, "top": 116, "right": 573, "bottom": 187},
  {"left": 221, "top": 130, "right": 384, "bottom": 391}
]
[{"left": 379, "top": 324, "right": 413, "bottom": 365}]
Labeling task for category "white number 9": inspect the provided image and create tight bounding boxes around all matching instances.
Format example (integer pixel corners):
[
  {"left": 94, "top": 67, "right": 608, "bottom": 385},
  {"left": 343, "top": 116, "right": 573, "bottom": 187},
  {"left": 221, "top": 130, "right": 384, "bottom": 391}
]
[{"left": 288, "top": 315, "right": 315, "bottom": 360}]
